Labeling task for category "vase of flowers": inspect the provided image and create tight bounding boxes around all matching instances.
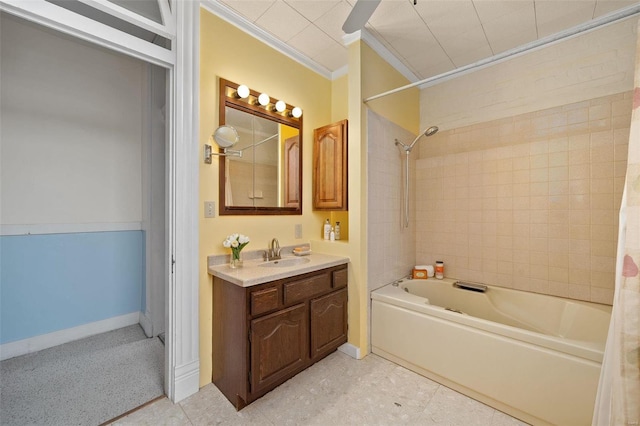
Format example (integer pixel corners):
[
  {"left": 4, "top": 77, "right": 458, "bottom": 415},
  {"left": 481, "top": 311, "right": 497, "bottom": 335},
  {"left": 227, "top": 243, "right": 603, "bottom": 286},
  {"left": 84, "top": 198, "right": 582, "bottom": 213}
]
[{"left": 223, "top": 233, "right": 250, "bottom": 268}]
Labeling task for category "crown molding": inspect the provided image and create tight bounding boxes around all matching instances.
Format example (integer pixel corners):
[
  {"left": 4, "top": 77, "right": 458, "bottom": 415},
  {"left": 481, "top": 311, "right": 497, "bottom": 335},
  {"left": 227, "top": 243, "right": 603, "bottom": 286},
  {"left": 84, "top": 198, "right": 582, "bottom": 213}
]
[
  {"left": 332, "top": 64, "right": 349, "bottom": 80},
  {"left": 342, "top": 28, "right": 418, "bottom": 84},
  {"left": 200, "top": 0, "right": 334, "bottom": 80}
]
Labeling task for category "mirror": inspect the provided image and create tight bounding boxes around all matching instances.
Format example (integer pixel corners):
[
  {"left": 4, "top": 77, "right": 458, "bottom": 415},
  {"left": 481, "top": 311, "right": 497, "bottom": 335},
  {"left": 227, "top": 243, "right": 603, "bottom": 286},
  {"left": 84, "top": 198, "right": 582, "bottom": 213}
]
[
  {"left": 213, "top": 125, "right": 239, "bottom": 148},
  {"left": 218, "top": 79, "right": 302, "bottom": 215}
]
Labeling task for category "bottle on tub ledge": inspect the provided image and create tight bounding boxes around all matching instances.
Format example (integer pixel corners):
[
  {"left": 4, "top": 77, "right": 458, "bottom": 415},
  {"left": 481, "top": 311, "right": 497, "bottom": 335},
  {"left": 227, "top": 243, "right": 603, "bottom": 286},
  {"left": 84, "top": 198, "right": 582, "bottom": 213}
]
[
  {"left": 323, "top": 219, "right": 331, "bottom": 240},
  {"left": 435, "top": 261, "right": 444, "bottom": 279}
]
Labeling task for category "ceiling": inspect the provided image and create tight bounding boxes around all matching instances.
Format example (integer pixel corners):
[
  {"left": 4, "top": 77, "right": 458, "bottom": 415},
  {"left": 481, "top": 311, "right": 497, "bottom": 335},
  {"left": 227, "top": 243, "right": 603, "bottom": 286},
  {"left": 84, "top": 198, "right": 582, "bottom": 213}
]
[{"left": 217, "top": 0, "right": 640, "bottom": 81}]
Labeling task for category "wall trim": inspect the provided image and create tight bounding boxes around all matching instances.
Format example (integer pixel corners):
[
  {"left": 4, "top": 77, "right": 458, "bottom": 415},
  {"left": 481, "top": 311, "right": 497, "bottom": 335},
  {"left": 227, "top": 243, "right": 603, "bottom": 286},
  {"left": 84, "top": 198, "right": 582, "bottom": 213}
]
[
  {"left": 173, "top": 359, "right": 200, "bottom": 402},
  {"left": 139, "top": 311, "right": 153, "bottom": 338},
  {"left": 338, "top": 342, "right": 361, "bottom": 359},
  {"left": 0, "top": 222, "right": 143, "bottom": 236},
  {"left": 342, "top": 29, "right": 418, "bottom": 84},
  {"left": 0, "top": 312, "right": 140, "bottom": 361},
  {"left": 165, "top": 0, "right": 200, "bottom": 403}
]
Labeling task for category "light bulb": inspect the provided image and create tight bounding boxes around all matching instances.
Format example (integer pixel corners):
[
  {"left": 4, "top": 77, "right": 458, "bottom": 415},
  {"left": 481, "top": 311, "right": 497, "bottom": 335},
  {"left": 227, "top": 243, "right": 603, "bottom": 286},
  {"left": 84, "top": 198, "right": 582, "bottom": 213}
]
[
  {"left": 275, "top": 100, "right": 286, "bottom": 112},
  {"left": 236, "top": 85, "right": 249, "bottom": 99},
  {"left": 291, "top": 107, "right": 302, "bottom": 118},
  {"left": 258, "top": 93, "right": 270, "bottom": 106}
]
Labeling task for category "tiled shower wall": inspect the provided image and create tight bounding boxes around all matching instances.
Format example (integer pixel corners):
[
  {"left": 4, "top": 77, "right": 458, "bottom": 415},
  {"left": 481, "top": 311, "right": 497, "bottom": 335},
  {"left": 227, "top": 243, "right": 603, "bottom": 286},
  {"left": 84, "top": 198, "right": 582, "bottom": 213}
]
[
  {"left": 367, "top": 110, "right": 417, "bottom": 292},
  {"left": 415, "top": 92, "right": 632, "bottom": 305}
]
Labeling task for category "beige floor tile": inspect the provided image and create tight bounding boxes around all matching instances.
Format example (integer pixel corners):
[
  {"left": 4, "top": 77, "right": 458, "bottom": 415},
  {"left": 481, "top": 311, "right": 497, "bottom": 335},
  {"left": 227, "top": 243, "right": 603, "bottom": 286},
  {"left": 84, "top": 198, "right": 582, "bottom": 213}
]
[
  {"left": 418, "top": 385, "right": 496, "bottom": 425},
  {"left": 180, "top": 383, "right": 272, "bottom": 425},
  {"left": 117, "top": 352, "right": 529, "bottom": 426}
]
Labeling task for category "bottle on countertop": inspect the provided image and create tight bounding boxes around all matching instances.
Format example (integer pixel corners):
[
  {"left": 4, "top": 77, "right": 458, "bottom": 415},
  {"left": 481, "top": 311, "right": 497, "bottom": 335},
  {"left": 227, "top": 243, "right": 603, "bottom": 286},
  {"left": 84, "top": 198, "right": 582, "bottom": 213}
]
[
  {"left": 329, "top": 227, "right": 335, "bottom": 241},
  {"left": 335, "top": 222, "right": 341, "bottom": 240},
  {"left": 323, "top": 219, "right": 331, "bottom": 240},
  {"left": 435, "top": 261, "right": 444, "bottom": 279}
]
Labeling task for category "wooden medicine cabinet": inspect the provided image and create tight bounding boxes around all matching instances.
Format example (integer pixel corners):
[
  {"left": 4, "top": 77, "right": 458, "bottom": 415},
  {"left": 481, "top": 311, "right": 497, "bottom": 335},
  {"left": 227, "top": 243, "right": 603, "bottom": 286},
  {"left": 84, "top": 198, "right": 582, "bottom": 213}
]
[{"left": 313, "top": 119, "right": 348, "bottom": 210}]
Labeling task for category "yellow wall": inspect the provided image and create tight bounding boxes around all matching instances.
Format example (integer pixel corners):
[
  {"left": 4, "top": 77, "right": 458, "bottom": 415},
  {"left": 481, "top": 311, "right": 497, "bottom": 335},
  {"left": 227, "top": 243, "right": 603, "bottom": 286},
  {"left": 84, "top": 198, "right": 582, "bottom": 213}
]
[
  {"left": 199, "top": 10, "right": 334, "bottom": 386},
  {"left": 361, "top": 42, "right": 420, "bottom": 135},
  {"left": 322, "top": 39, "right": 420, "bottom": 357},
  {"left": 199, "top": 9, "right": 420, "bottom": 386}
]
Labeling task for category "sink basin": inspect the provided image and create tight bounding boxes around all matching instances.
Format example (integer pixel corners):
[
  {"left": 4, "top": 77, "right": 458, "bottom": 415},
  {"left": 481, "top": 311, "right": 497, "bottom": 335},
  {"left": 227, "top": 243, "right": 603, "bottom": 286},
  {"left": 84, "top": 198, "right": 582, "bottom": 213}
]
[{"left": 259, "top": 257, "right": 311, "bottom": 268}]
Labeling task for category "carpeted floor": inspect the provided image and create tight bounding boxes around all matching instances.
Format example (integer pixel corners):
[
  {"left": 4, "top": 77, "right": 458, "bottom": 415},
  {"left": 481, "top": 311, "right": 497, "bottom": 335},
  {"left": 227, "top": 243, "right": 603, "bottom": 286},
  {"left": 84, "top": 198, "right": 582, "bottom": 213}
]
[{"left": 0, "top": 325, "right": 164, "bottom": 425}]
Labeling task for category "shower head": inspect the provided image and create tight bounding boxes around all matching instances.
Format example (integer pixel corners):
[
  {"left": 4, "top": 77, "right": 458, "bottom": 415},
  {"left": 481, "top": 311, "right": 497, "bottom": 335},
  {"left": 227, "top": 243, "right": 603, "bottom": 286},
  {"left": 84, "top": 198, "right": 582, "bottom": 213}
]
[
  {"left": 424, "top": 126, "right": 439, "bottom": 137},
  {"left": 405, "top": 125, "right": 439, "bottom": 150}
]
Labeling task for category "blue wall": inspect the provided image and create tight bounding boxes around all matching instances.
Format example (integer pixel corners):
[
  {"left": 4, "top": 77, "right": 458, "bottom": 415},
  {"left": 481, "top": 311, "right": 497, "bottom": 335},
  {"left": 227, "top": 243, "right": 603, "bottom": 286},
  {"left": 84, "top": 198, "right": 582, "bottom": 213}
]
[{"left": 0, "top": 231, "right": 144, "bottom": 344}]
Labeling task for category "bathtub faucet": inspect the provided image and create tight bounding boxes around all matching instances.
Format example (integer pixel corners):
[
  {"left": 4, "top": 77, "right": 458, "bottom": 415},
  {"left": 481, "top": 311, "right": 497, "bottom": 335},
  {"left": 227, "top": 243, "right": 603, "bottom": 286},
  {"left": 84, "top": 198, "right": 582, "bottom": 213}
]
[{"left": 264, "top": 238, "right": 281, "bottom": 261}]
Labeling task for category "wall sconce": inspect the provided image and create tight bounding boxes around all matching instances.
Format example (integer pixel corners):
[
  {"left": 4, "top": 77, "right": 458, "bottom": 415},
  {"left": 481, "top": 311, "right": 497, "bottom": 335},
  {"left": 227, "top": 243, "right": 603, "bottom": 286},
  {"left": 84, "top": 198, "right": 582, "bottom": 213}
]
[{"left": 204, "top": 125, "right": 242, "bottom": 164}]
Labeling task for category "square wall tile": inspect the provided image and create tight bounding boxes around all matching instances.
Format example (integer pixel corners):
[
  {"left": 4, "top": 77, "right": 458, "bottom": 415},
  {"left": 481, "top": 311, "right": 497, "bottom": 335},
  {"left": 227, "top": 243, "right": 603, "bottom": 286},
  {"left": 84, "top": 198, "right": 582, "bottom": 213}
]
[{"left": 412, "top": 92, "right": 629, "bottom": 304}]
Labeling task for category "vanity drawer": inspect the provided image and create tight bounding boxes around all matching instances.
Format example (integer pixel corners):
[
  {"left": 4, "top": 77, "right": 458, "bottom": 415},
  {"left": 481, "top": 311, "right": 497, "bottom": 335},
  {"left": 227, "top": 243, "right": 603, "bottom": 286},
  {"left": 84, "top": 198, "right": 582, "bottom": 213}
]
[
  {"left": 250, "top": 286, "right": 280, "bottom": 316},
  {"left": 332, "top": 268, "right": 348, "bottom": 289},
  {"left": 284, "top": 273, "right": 331, "bottom": 305}
]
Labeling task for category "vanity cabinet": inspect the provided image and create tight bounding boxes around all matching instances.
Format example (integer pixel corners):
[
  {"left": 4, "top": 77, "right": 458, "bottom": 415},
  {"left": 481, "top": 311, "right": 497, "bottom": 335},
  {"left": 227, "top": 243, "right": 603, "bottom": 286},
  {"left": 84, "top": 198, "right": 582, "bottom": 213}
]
[
  {"left": 212, "top": 264, "right": 348, "bottom": 410},
  {"left": 313, "top": 119, "right": 348, "bottom": 210}
]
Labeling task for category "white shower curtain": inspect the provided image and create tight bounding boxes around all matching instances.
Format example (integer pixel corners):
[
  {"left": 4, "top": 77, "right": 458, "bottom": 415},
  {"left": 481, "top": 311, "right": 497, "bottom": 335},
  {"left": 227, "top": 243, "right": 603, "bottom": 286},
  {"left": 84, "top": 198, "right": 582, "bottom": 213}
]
[{"left": 592, "top": 20, "right": 640, "bottom": 426}]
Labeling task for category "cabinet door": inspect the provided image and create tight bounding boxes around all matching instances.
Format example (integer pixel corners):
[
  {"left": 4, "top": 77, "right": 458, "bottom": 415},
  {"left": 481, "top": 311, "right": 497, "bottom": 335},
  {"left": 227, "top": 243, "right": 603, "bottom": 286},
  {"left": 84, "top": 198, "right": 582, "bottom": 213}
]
[
  {"left": 250, "top": 303, "right": 308, "bottom": 395},
  {"left": 310, "top": 288, "right": 348, "bottom": 361},
  {"left": 313, "top": 119, "right": 347, "bottom": 210}
]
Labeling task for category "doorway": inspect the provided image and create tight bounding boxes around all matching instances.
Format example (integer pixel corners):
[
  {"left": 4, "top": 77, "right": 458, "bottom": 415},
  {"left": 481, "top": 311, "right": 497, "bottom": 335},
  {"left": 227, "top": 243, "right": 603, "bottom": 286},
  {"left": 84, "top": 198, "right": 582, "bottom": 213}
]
[{"left": 0, "top": 12, "right": 168, "bottom": 421}]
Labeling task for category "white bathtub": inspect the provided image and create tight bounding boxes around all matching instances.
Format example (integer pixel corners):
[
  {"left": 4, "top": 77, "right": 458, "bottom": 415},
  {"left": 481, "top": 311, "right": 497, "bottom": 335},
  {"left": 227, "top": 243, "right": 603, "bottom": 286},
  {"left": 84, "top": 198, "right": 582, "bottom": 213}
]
[{"left": 371, "top": 278, "right": 612, "bottom": 426}]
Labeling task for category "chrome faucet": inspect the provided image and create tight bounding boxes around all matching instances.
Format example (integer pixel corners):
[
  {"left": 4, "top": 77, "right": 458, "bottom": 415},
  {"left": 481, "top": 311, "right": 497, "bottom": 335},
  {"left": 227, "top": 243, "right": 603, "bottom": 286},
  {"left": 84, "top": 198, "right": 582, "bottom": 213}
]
[{"left": 264, "top": 238, "right": 281, "bottom": 261}]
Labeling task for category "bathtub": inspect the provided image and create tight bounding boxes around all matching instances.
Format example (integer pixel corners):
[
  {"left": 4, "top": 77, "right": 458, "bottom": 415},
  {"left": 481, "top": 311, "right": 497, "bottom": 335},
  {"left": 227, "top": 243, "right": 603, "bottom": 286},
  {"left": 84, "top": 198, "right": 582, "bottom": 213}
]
[{"left": 371, "top": 278, "right": 612, "bottom": 426}]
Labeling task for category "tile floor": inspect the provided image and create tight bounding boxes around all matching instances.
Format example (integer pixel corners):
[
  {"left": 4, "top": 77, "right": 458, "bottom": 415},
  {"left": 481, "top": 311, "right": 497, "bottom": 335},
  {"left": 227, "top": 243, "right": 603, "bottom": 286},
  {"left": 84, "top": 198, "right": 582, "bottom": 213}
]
[{"left": 111, "top": 351, "right": 528, "bottom": 425}]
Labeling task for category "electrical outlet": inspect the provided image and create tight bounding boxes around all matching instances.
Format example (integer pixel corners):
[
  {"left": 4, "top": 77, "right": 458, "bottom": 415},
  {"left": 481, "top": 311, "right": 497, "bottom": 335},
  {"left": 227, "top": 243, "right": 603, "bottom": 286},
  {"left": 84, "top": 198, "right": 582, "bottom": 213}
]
[
  {"left": 204, "top": 201, "right": 215, "bottom": 218},
  {"left": 294, "top": 224, "right": 302, "bottom": 239}
]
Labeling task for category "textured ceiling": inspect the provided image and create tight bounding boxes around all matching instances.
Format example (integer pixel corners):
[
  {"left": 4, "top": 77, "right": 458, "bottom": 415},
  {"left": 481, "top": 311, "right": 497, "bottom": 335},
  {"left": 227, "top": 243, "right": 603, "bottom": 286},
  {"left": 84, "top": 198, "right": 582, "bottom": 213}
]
[{"left": 218, "top": 0, "right": 639, "bottom": 80}]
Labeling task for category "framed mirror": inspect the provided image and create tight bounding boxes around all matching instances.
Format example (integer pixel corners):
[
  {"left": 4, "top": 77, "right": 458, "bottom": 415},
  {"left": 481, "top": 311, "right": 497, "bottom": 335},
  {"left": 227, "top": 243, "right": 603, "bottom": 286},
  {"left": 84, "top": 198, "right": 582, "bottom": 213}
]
[{"left": 218, "top": 79, "right": 302, "bottom": 215}]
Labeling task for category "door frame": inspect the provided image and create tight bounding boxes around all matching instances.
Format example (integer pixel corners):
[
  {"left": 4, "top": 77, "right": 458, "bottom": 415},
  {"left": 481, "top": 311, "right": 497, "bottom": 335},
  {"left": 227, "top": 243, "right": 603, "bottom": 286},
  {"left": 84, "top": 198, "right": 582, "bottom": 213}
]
[{"left": 0, "top": 0, "right": 201, "bottom": 402}]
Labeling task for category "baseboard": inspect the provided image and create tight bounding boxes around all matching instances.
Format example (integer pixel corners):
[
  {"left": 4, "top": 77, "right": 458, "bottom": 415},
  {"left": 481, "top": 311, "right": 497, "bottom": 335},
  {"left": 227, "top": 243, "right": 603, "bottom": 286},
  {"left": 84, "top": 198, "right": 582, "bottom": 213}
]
[
  {"left": 172, "top": 359, "right": 200, "bottom": 403},
  {"left": 0, "top": 312, "right": 140, "bottom": 361},
  {"left": 139, "top": 311, "right": 153, "bottom": 338},
  {"left": 338, "top": 342, "right": 361, "bottom": 359}
]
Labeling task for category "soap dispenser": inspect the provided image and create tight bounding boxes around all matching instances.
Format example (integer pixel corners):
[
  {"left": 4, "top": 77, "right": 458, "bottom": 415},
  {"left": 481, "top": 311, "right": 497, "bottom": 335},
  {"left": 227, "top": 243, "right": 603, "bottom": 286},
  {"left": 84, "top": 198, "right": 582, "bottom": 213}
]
[{"left": 323, "top": 219, "right": 331, "bottom": 240}]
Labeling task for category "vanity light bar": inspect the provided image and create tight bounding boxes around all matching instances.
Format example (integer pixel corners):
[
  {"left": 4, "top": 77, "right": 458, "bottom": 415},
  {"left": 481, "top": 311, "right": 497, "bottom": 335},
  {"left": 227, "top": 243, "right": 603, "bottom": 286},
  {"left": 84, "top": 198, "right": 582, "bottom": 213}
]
[{"left": 223, "top": 82, "right": 302, "bottom": 120}]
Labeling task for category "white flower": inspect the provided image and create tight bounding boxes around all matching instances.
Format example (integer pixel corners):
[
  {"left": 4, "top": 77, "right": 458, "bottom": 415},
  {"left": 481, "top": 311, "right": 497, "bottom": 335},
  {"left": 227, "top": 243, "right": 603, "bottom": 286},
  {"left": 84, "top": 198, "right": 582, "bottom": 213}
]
[{"left": 223, "top": 233, "right": 250, "bottom": 253}]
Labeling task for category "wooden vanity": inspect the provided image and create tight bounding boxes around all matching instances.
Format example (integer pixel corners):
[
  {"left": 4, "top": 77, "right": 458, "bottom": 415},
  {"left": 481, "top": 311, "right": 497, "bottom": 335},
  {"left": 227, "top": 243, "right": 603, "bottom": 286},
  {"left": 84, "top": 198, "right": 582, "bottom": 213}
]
[{"left": 210, "top": 256, "right": 348, "bottom": 410}]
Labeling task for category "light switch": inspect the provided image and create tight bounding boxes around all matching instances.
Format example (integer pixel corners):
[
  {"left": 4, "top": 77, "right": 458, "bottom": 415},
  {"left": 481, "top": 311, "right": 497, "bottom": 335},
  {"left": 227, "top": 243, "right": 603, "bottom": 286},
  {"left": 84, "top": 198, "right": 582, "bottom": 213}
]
[
  {"left": 204, "top": 201, "right": 215, "bottom": 218},
  {"left": 295, "top": 224, "right": 302, "bottom": 239}
]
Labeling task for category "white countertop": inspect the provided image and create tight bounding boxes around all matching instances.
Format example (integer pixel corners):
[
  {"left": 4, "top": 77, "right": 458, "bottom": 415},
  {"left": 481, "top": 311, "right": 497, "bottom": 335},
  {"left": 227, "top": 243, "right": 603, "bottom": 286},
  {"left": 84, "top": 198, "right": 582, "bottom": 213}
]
[{"left": 208, "top": 252, "right": 349, "bottom": 287}]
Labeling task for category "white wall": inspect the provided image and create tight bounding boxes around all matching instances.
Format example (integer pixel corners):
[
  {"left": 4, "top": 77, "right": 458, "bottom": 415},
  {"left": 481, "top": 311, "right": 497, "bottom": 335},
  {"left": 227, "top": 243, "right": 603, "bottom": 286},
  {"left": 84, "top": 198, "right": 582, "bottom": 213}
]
[
  {"left": 421, "top": 17, "right": 637, "bottom": 132},
  {"left": 1, "top": 14, "right": 144, "bottom": 228}
]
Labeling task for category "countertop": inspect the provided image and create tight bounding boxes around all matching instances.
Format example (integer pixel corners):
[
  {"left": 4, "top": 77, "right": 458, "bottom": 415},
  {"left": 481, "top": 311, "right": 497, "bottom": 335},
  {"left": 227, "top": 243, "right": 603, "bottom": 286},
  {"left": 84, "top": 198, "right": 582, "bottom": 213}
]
[{"left": 208, "top": 252, "right": 349, "bottom": 287}]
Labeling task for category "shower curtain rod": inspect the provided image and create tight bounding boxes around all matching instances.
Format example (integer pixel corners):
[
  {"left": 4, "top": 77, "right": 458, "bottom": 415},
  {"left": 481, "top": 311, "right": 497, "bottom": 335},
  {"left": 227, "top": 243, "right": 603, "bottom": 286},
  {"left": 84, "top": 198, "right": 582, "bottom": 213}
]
[{"left": 363, "top": 4, "right": 640, "bottom": 103}]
